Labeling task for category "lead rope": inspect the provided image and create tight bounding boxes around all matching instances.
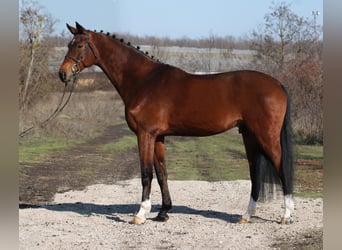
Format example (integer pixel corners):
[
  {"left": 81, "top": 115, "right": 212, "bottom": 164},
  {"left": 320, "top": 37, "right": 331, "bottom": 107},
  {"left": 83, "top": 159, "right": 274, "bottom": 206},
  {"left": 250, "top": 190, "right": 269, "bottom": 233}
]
[{"left": 19, "top": 76, "right": 77, "bottom": 138}]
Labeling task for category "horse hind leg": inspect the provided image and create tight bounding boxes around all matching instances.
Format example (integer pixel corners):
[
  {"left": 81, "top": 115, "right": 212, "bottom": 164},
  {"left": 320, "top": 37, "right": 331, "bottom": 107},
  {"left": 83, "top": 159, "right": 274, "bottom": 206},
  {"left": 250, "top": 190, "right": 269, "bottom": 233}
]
[
  {"left": 254, "top": 123, "right": 294, "bottom": 224},
  {"left": 274, "top": 158, "right": 294, "bottom": 225},
  {"left": 240, "top": 127, "right": 283, "bottom": 223},
  {"left": 279, "top": 109, "right": 295, "bottom": 225},
  {"left": 239, "top": 128, "right": 262, "bottom": 223},
  {"left": 281, "top": 194, "right": 294, "bottom": 224},
  {"left": 240, "top": 153, "right": 277, "bottom": 223}
]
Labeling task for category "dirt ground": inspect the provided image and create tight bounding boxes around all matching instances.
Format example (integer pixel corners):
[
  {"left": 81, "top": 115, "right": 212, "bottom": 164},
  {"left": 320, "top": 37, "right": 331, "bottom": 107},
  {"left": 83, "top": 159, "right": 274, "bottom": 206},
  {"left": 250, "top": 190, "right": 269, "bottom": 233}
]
[
  {"left": 19, "top": 179, "right": 323, "bottom": 249},
  {"left": 19, "top": 124, "right": 139, "bottom": 205},
  {"left": 19, "top": 125, "right": 323, "bottom": 249}
]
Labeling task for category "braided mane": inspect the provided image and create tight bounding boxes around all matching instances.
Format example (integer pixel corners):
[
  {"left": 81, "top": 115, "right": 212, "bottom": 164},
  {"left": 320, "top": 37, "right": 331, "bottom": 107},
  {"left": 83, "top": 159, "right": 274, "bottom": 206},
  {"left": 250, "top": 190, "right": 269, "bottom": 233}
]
[{"left": 93, "top": 29, "right": 160, "bottom": 62}]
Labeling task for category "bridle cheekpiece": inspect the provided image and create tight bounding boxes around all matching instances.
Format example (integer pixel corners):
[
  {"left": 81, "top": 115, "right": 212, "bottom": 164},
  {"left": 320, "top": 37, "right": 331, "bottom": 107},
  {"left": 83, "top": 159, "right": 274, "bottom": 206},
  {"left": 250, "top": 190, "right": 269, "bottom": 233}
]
[{"left": 65, "top": 34, "right": 97, "bottom": 76}]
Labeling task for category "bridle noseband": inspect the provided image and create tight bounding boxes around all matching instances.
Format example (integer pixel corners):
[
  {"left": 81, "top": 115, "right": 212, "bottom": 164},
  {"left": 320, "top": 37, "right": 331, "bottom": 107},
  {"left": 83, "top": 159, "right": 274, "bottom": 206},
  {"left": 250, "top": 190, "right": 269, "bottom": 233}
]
[{"left": 65, "top": 34, "right": 97, "bottom": 76}]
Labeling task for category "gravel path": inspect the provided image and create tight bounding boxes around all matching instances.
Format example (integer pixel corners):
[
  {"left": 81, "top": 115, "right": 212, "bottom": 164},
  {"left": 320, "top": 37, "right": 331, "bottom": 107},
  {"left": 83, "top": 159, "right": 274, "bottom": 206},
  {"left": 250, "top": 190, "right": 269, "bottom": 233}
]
[{"left": 19, "top": 179, "right": 323, "bottom": 249}]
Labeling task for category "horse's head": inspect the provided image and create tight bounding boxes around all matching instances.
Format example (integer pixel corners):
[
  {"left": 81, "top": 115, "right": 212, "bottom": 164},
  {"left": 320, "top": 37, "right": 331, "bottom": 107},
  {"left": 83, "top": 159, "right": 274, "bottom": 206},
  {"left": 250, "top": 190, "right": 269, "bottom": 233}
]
[{"left": 59, "top": 22, "right": 97, "bottom": 83}]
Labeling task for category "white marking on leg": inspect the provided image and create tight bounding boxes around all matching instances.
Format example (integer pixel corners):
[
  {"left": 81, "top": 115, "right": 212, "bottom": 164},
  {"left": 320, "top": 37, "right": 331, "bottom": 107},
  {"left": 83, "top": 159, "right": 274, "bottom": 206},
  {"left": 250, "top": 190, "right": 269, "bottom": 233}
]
[
  {"left": 242, "top": 196, "right": 257, "bottom": 221},
  {"left": 283, "top": 194, "right": 294, "bottom": 222},
  {"left": 136, "top": 198, "right": 151, "bottom": 220}
]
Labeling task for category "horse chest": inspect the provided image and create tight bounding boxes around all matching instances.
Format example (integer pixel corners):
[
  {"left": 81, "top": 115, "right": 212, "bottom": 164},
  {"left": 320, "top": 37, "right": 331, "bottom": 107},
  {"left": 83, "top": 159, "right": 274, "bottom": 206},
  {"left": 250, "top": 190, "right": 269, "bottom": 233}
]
[{"left": 125, "top": 102, "right": 168, "bottom": 133}]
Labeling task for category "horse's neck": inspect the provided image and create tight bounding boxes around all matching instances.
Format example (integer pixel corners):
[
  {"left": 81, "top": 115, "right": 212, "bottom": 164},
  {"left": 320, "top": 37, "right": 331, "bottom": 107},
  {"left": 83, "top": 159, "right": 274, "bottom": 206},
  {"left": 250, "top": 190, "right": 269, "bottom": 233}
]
[{"left": 93, "top": 36, "right": 156, "bottom": 103}]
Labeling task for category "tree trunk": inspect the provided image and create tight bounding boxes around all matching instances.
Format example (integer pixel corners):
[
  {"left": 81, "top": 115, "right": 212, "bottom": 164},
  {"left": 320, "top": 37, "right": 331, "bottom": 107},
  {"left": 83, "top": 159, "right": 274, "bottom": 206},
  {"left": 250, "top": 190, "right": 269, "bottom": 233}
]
[{"left": 22, "top": 48, "right": 35, "bottom": 111}]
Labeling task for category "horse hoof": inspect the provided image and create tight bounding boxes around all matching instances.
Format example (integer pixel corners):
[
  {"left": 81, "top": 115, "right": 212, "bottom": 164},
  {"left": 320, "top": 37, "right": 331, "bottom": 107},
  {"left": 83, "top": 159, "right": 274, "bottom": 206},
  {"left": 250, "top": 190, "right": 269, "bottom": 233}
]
[
  {"left": 280, "top": 217, "right": 293, "bottom": 225},
  {"left": 155, "top": 213, "right": 169, "bottom": 222},
  {"left": 131, "top": 216, "right": 146, "bottom": 225},
  {"left": 239, "top": 217, "right": 250, "bottom": 224}
]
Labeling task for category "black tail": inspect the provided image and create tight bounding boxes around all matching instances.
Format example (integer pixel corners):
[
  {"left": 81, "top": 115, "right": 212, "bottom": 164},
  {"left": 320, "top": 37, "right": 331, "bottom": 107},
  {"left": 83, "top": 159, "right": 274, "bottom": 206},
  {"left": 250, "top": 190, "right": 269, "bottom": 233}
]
[
  {"left": 257, "top": 152, "right": 281, "bottom": 202},
  {"left": 279, "top": 86, "right": 294, "bottom": 195},
  {"left": 257, "top": 85, "right": 294, "bottom": 201}
]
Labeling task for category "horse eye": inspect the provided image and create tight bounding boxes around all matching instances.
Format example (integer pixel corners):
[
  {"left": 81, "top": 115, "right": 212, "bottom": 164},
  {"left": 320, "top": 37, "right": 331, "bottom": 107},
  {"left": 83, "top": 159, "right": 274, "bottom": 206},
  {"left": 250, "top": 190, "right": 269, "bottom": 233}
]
[{"left": 77, "top": 44, "right": 83, "bottom": 49}]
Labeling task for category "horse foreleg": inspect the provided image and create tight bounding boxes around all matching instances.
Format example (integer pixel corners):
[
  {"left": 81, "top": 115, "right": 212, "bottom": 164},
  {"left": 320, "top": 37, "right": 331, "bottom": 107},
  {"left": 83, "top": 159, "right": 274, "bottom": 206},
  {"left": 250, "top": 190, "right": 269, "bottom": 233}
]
[
  {"left": 131, "top": 132, "right": 155, "bottom": 225},
  {"left": 154, "top": 136, "right": 172, "bottom": 222}
]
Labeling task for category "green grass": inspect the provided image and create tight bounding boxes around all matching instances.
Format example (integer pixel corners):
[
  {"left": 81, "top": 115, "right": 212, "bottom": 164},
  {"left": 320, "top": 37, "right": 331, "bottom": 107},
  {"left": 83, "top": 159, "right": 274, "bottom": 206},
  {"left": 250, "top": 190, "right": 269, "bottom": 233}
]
[
  {"left": 166, "top": 129, "right": 250, "bottom": 181},
  {"left": 165, "top": 130, "right": 323, "bottom": 198},
  {"left": 19, "top": 138, "right": 80, "bottom": 164},
  {"left": 295, "top": 144, "right": 323, "bottom": 161},
  {"left": 99, "top": 135, "right": 137, "bottom": 153},
  {"left": 19, "top": 128, "right": 323, "bottom": 198},
  {"left": 293, "top": 144, "right": 323, "bottom": 198}
]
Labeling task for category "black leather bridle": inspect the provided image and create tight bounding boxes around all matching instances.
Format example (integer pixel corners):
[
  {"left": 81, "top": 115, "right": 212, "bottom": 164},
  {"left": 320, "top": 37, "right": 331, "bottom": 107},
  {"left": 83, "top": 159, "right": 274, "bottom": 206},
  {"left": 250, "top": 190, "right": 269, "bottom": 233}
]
[{"left": 65, "top": 34, "right": 98, "bottom": 76}]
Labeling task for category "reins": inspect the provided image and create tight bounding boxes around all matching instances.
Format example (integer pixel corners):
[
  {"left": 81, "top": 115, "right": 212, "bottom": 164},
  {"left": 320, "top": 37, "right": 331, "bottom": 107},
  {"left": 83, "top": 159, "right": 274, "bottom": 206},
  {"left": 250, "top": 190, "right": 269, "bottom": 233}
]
[
  {"left": 19, "top": 31, "right": 100, "bottom": 138},
  {"left": 19, "top": 76, "right": 77, "bottom": 138}
]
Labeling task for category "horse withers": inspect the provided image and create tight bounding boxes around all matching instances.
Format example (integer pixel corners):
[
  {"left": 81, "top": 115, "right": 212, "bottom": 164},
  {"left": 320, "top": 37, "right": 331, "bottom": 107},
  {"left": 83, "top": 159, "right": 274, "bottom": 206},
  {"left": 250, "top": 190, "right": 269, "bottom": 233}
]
[{"left": 59, "top": 22, "right": 294, "bottom": 225}]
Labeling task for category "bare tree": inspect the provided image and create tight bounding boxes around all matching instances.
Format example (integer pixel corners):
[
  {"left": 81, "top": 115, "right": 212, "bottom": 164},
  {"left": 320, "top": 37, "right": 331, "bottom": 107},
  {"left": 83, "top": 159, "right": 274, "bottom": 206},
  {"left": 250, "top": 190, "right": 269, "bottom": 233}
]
[
  {"left": 19, "top": 0, "right": 57, "bottom": 111},
  {"left": 251, "top": 2, "right": 319, "bottom": 71},
  {"left": 249, "top": 2, "right": 323, "bottom": 144}
]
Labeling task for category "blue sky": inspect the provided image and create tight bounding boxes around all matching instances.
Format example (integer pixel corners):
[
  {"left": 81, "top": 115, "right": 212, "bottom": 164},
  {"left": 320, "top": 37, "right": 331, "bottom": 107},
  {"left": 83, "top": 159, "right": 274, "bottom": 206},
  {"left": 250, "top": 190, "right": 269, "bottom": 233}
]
[{"left": 38, "top": 0, "right": 323, "bottom": 39}]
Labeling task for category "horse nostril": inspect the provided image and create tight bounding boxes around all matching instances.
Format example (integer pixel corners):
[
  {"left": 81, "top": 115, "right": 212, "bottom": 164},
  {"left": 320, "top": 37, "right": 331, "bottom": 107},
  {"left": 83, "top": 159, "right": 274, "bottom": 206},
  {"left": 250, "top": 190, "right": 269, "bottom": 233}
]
[{"left": 59, "top": 70, "right": 66, "bottom": 82}]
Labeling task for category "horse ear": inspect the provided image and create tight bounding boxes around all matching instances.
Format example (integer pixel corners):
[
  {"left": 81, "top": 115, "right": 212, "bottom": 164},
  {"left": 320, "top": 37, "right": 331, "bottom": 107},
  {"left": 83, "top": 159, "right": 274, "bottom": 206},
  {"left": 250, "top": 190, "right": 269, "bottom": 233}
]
[
  {"left": 75, "top": 22, "right": 87, "bottom": 34},
  {"left": 66, "top": 23, "right": 77, "bottom": 35}
]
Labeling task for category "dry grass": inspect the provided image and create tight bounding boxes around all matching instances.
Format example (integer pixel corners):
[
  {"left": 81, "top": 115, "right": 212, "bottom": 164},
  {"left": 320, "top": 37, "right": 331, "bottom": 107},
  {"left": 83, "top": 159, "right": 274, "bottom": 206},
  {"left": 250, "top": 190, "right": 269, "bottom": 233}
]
[{"left": 19, "top": 90, "right": 125, "bottom": 139}]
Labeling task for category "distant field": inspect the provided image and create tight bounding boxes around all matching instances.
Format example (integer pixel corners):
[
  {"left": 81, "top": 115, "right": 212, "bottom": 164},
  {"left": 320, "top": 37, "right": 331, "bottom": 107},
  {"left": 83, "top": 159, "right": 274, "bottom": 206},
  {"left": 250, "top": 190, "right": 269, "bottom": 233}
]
[{"left": 49, "top": 46, "right": 255, "bottom": 73}]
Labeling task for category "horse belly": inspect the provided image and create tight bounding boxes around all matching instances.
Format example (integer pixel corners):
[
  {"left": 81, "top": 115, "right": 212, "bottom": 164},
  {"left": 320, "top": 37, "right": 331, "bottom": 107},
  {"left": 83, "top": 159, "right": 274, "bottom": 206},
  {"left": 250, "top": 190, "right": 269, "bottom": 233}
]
[{"left": 168, "top": 99, "right": 241, "bottom": 136}]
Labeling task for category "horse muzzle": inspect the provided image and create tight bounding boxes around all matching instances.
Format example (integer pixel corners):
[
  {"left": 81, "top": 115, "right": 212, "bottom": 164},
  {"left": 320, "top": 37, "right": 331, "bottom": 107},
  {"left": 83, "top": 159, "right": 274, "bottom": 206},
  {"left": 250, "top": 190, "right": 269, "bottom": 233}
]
[
  {"left": 58, "top": 69, "right": 68, "bottom": 83},
  {"left": 61, "top": 64, "right": 83, "bottom": 84},
  {"left": 59, "top": 66, "right": 79, "bottom": 83}
]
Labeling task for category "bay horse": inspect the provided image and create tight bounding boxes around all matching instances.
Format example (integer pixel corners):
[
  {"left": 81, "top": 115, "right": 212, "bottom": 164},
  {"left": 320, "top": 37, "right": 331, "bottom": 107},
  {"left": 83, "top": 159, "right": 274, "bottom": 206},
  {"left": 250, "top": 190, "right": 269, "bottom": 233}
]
[{"left": 59, "top": 23, "right": 294, "bottom": 225}]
